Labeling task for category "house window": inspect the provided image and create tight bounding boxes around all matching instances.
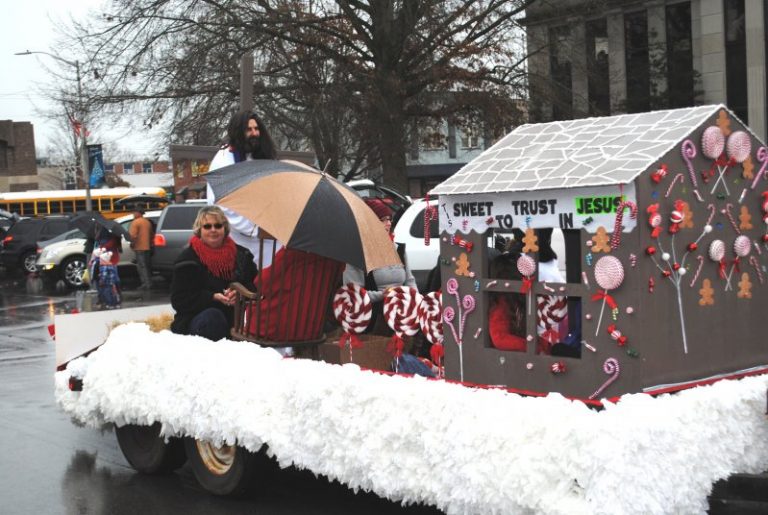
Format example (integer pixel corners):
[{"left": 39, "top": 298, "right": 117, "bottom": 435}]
[
  {"left": 123, "top": 162, "right": 135, "bottom": 174},
  {"left": 549, "top": 25, "right": 573, "bottom": 120},
  {"left": 460, "top": 127, "right": 481, "bottom": 149},
  {"left": 724, "top": 0, "right": 748, "bottom": 122},
  {"left": 624, "top": 10, "right": 650, "bottom": 113},
  {"left": 420, "top": 123, "right": 446, "bottom": 150},
  {"left": 143, "top": 163, "right": 152, "bottom": 173},
  {"left": 586, "top": 18, "right": 610, "bottom": 116},
  {"left": 666, "top": 2, "right": 694, "bottom": 108}
]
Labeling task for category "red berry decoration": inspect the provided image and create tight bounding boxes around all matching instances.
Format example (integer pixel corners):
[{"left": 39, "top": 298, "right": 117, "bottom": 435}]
[
  {"left": 688, "top": 243, "right": 698, "bottom": 252},
  {"left": 646, "top": 246, "right": 657, "bottom": 256},
  {"left": 673, "top": 263, "right": 681, "bottom": 271},
  {"left": 662, "top": 270, "right": 672, "bottom": 278}
]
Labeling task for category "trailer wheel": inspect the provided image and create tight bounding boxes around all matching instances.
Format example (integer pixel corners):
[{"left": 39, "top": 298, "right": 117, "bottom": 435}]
[
  {"left": 184, "top": 438, "right": 266, "bottom": 496},
  {"left": 115, "top": 423, "right": 186, "bottom": 474}
]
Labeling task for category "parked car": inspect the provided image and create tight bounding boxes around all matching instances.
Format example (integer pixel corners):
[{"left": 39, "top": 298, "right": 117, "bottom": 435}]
[
  {"left": 347, "top": 178, "right": 412, "bottom": 222},
  {"left": 35, "top": 211, "right": 161, "bottom": 288},
  {"left": 0, "top": 209, "right": 19, "bottom": 240},
  {"left": 392, "top": 199, "right": 440, "bottom": 291},
  {"left": 152, "top": 202, "right": 205, "bottom": 280},
  {"left": 1, "top": 216, "right": 75, "bottom": 274}
]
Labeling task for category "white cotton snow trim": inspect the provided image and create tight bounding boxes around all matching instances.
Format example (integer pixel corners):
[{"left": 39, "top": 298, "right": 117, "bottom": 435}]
[{"left": 55, "top": 323, "right": 768, "bottom": 515}]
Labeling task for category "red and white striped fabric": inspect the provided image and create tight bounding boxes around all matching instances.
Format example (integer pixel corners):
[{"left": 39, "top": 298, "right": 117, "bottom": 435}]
[{"left": 537, "top": 295, "right": 568, "bottom": 339}]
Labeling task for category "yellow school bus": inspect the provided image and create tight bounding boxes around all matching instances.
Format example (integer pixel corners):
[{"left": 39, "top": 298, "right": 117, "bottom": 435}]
[{"left": 0, "top": 187, "right": 167, "bottom": 219}]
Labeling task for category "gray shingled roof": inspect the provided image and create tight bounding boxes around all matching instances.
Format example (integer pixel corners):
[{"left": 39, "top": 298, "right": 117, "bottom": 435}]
[{"left": 431, "top": 104, "right": 723, "bottom": 195}]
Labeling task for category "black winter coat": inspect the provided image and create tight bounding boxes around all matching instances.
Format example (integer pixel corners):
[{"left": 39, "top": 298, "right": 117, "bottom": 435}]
[{"left": 170, "top": 244, "right": 257, "bottom": 335}]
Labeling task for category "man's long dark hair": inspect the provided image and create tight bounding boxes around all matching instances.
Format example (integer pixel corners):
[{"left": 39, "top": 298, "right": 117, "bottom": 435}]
[{"left": 226, "top": 110, "right": 277, "bottom": 160}]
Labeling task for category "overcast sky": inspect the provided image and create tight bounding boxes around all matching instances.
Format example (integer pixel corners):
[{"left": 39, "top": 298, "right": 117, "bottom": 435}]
[{"left": 0, "top": 0, "right": 164, "bottom": 160}]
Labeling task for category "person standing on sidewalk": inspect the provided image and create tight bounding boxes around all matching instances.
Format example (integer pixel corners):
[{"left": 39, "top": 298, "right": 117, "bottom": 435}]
[{"left": 129, "top": 203, "right": 153, "bottom": 291}]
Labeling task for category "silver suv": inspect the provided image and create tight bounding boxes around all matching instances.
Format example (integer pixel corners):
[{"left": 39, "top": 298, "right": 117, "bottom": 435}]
[
  {"left": 36, "top": 211, "right": 160, "bottom": 288},
  {"left": 150, "top": 202, "right": 205, "bottom": 281}
]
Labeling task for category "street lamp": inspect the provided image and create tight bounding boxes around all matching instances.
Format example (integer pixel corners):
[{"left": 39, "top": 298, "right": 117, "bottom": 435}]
[{"left": 15, "top": 50, "right": 92, "bottom": 211}]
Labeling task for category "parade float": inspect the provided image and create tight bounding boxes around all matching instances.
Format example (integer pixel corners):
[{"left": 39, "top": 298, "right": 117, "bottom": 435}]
[{"left": 55, "top": 106, "right": 768, "bottom": 514}]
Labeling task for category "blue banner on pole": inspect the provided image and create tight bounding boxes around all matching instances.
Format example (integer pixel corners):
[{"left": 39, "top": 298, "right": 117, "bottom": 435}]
[{"left": 88, "top": 144, "right": 105, "bottom": 188}]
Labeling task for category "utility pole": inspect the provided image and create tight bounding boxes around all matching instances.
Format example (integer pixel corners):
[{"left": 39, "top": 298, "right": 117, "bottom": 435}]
[
  {"left": 15, "top": 50, "right": 92, "bottom": 211},
  {"left": 240, "top": 51, "right": 254, "bottom": 112}
]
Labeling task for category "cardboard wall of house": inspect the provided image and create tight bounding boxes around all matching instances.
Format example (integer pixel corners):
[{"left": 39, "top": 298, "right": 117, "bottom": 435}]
[{"left": 435, "top": 106, "right": 768, "bottom": 398}]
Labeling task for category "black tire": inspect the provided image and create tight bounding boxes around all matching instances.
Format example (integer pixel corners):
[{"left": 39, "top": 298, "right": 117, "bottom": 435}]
[
  {"left": 184, "top": 438, "right": 269, "bottom": 496},
  {"left": 115, "top": 423, "right": 187, "bottom": 474},
  {"left": 60, "top": 255, "right": 87, "bottom": 289},
  {"left": 21, "top": 250, "right": 38, "bottom": 275}
]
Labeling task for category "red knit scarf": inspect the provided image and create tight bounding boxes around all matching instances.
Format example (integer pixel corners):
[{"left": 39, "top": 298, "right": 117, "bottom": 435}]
[{"left": 189, "top": 235, "right": 237, "bottom": 279}]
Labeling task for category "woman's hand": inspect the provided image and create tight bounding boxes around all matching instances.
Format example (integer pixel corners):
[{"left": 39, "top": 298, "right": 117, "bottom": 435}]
[{"left": 213, "top": 290, "right": 236, "bottom": 306}]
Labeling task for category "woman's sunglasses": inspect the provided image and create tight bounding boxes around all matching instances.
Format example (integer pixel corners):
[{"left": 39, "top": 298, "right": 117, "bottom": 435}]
[{"left": 202, "top": 223, "right": 224, "bottom": 230}]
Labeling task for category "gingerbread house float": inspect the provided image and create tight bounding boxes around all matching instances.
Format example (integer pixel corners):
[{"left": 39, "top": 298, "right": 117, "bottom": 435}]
[{"left": 430, "top": 105, "right": 768, "bottom": 399}]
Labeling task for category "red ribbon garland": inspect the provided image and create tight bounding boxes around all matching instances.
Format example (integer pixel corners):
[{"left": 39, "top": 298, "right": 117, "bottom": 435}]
[
  {"left": 386, "top": 335, "right": 405, "bottom": 358},
  {"left": 520, "top": 277, "right": 533, "bottom": 294},
  {"left": 718, "top": 259, "right": 727, "bottom": 279},
  {"left": 591, "top": 289, "right": 617, "bottom": 310},
  {"left": 338, "top": 332, "right": 364, "bottom": 350},
  {"left": 733, "top": 257, "right": 740, "bottom": 274}
]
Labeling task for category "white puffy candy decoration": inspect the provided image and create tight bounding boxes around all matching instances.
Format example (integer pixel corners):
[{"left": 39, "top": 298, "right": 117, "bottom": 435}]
[
  {"left": 701, "top": 126, "right": 725, "bottom": 159},
  {"left": 733, "top": 235, "right": 752, "bottom": 258},
  {"left": 333, "top": 283, "right": 372, "bottom": 334},
  {"left": 417, "top": 291, "right": 443, "bottom": 345},
  {"left": 709, "top": 239, "right": 726, "bottom": 262},
  {"left": 594, "top": 255, "right": 625, "bottom": 290},
  {"left": 384, "top": 286, "right": 423, "bottom": 337},
  {"left": 726, "top": 131, "right": 752, "bottom": 163},
  {"left": 517, "top": 254, "right": 536, "bottom": 278}
]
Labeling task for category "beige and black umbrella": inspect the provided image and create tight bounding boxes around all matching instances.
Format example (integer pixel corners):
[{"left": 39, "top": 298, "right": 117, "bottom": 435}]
[{"left": 205, "top": 160, "right": 400, "bottom": 272}]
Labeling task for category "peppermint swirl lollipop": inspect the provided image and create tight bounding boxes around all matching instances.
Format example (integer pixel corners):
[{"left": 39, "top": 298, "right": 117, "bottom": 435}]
[
  {"left": 333, "top": 283, "right": 372, "bottom": 334},
  {"left": 701, "top": 126, "right": 725, "bottom": 159},
  {"left": 418, "top": 291, "right": 443, "bottom": 345},
  {"left": 727, "top": 131, "right": 752, "bottom": 163},
  {"left": 517, "top": 254, "right": 536, "bottom": 278},
  {"left": 733, "top": 235, "right": 751, "bottom": 258},
  {"left": 594, "top": 255, "right": 625, "bottom": 290},
  {"left": 384, "top": 286, "right": 422, "bottom": 337},
  {"left": 709, "top": 239, "right": 725, "bottom": 262}
]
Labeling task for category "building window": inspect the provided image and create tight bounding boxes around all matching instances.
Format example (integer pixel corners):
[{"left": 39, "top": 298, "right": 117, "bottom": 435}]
[
  {"left": 625, "top": 11, "right": 650, "bottom": 113},
  {"left": 586, "top": 18, "right": 610, "bottom": 116},
  {"left": 724, "top": 0, "right": 748, "bottom": 122},
  {"left": 549, "top": 25, "right": 573, "bottom": 120},
  {"left": 0, "top": 141, "right": 7, "bottom": 169},
  {"left": 143, "top": 162, "right": 152, "bottom": 173},
  {"left": 666, "top": 2, "right": 694, "bottom": 108},
  {"left": 460, "top": 127, "right": 481, "bottom": 149},
  {"left": 123, "top": 162, "right": 135, "bottom": 174},
  {"left": 420, "top": 122, "right": 446, "bottom": 150}
]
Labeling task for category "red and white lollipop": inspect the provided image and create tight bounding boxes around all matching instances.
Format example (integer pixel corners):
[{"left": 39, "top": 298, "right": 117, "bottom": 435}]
[
  {"left": 593, "top": 255, "right": 625, "bottom": 335},
  {"left": 384, "top": 286, "right": 423, "bottom": 369},
  {"left": 727, "top": 131, "right": 752, "bottom": 163},
  {"left": 517, "top": 254, "right": 536, "bottom": 314},
  {"left": 418, "top": 291, "right": 444, "bottom": 374},
  {"left": 709, "top": 239, "right": 727, "bottom": 280},
  {"left": 701, "top": 126, "right": 725, "bottom": 160},
  {"left": 333, "top": 283, "right": 372, "bottom": 357}
]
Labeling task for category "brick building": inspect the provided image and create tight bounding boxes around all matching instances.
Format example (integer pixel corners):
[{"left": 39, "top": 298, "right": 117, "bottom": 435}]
[{"left": 0, "top": 120, "right": 38, "bottom": 192}]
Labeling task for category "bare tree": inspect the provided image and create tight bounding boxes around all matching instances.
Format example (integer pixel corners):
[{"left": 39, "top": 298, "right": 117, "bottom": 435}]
[{"left": 64, "top": 0, "right": 533, "bottom": 189}]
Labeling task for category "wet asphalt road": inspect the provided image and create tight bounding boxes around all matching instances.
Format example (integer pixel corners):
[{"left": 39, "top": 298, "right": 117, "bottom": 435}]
[{"left": 0, "top": 271, "right": 442, "bottom": 515}]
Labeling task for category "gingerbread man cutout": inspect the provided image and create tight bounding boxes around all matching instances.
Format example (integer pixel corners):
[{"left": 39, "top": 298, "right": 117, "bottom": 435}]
[
  {"left": 717, "top": 110, "right": 731, "bottom": 136},
  {"left": 522, "top": 228, "right": 538, "bottom": 254},
  {"left": 591, "top": 226, "right": 611, "bottom": 253},
  {"left": 680, "top": 201, "right": 694, "bottom": 229},
  {"left": 742, "top": 155, "right": 754, "bottom": 180},
  {"left": 739, "top": 205, "right": 753, "bottom": 231},
  {"left": 455, "top": 252, "right": 472, "bottom": 277},
  {"left": 737, "top": 273, "right": 752, "bottom": 299},
  {"left": 699, "top": 278, "right": 714, "bottom": 306}
]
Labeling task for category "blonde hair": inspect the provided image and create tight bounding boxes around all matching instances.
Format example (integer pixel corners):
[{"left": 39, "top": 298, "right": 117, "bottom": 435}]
[{"left": 192, "top": 205, "right": 230, "bottom": 238}]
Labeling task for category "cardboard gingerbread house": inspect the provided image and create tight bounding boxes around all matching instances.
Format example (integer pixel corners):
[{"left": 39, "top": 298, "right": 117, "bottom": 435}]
[{"left": 430, "top": 105, "right": 768, "bottom": 399}]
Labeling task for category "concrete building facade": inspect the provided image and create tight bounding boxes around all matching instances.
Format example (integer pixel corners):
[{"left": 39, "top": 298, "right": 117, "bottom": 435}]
[
  {"left": 525, "top": 0, "right": 767, "bottom": 141},
  {"left": 0, "top": 120, "right": 38, "bottom": 192}
]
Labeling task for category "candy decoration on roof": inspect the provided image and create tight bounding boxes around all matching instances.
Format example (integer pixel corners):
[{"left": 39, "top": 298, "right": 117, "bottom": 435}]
[
  {"left": 592, "top": 255, "right": 624, "bottom": 336},
  {"left": 333, "top": 283, "right": 372, "bottom": 361},
  {"left": 651, "top": 164, "right": 668, "bottom": 183},
  {"left": 610, "top": 200, "right": 638, "bottom": 250}
]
